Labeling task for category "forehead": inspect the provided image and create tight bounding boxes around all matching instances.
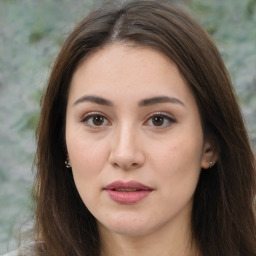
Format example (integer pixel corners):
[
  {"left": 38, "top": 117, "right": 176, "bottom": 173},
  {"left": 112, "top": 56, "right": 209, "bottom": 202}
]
[{"left": 68, "top": 43, "right": 194, "bottom": 106}]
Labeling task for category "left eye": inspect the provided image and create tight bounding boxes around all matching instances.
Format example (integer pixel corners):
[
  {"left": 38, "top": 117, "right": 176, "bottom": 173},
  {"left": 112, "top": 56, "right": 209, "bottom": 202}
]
[
  {"left": 81, "top": 114, "right": 110, "bottom": 128},
  {"left": 145, "top": 114, "right": 175, "bottom": 128}
]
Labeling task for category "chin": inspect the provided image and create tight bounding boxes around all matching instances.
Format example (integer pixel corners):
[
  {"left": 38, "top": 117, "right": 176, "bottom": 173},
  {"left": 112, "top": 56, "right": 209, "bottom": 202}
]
[
  {"left": 98, "top": 214, "right": 153, "bottom": 237},
  {"left": 107, "top": 225, "right": 151, "bottom": 237}
]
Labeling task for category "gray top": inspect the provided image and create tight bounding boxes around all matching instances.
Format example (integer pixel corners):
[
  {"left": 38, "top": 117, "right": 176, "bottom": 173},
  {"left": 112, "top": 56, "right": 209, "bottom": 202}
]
[
  {"left": 1, "top": 242, "right": 36, "bottom": 256},
  {"left": 1, "top": 250, "right": 18, "bottom": 256}
]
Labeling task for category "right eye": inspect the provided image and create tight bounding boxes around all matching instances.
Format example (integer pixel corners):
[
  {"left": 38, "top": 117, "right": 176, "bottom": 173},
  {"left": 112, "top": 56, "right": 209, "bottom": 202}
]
[{"left": 81, "top": 113, "right": 111, "bottom": 128}]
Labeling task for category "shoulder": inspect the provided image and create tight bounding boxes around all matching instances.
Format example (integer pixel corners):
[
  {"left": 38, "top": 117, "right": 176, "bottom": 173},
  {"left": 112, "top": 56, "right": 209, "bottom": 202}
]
[
  {"left": 1, "top": 250, "right": 18, "bottom": 256},
  {"left": 1, "top": 242, "right": 37, "bottom": 256}
]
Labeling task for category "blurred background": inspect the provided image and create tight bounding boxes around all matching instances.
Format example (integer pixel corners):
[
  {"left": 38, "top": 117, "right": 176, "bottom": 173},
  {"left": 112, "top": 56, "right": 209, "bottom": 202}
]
[{"left": 0, "top": 0, "right": 255, "bottom": 254}]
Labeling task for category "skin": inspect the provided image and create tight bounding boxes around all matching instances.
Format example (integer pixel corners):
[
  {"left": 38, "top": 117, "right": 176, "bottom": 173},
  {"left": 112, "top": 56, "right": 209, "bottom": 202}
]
[{"left": 65, "top": 43, "right": 216, "bottom": 256}]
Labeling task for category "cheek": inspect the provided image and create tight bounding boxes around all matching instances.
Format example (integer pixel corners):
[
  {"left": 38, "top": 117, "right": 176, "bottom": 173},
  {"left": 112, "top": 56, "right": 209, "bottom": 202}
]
[
  {"left": 67, "top": 140, "right": 109, "bottom": 205},
  {"left": 149, "top": 134, "right": 203, "bottom": 191},
  {"left": 151, "top": 135, "right": 202, "bottom": 167},
  {"left": 68, "top": 140, "right": 108, "bottom": 177}
]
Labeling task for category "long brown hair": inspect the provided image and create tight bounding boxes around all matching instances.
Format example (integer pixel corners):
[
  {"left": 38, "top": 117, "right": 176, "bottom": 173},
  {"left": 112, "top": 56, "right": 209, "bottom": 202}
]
[{"left": 34, "top": 1, "right": 256, "bottom": 255}]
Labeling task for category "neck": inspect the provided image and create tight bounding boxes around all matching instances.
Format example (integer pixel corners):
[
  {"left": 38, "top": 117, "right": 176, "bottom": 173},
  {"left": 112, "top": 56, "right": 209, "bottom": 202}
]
[{"left": 99, "top": 217, "right": 199, "bottom": 256}]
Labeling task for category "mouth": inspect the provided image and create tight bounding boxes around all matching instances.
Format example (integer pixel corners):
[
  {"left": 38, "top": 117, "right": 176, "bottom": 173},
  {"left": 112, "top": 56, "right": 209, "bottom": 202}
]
[
  {"left": 103, "top": 180, "right": 153, "bottom": 204},
  {"left": 113, "top": 188, "right": 141, "bottom": 192}
]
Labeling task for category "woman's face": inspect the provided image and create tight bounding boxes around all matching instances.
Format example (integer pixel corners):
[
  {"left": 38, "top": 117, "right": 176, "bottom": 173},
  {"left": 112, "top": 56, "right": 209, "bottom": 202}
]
[{"left": 66, "top": 43, "right": 212, "bottom": 237}]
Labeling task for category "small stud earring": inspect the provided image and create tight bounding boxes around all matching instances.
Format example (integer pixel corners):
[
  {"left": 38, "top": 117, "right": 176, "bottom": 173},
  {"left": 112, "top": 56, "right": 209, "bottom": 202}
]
[
  {"left": 65, "top": 159, "right": 71, "bottom": 168},
  {"left": 209, "top": 161, "right": 214, "bottom": 168}
]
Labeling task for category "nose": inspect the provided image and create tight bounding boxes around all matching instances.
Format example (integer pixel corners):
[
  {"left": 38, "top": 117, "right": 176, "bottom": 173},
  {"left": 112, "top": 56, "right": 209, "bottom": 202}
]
[{"left": 108, "top": 124, "right": 145, "bottom": 170}]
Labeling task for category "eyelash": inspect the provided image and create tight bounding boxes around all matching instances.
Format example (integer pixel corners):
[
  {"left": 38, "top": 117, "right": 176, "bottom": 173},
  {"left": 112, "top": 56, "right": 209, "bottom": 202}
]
[
  {"left": 80, "top": 112, "right": 176, "bottom": 129},
  {"left": 80, "top": 112, "right": 111, "bottom": 129},
  {"left": 144, "top": 113, "right": 176, "bottom": 129}
]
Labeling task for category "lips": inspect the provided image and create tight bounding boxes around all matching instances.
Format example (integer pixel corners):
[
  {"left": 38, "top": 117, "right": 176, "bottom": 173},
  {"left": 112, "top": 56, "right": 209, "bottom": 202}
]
[{"left": 104, "top": 180, "right": 153, "bottom": 204}]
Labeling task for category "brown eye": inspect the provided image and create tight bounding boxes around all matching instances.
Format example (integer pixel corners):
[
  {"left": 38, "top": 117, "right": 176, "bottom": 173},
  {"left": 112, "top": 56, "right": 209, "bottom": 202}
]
[
  {"left": 82, "top": 113, "right": 110, "bottom": 128},
  {"left": 145, "top": 114, "right": 176, "bottom": 128},
  {"left": 92, "top": 116, "right": 104, "bottom": 126},
  {"left": 152, "top": 116, "right": 164, "bottom": 126}
]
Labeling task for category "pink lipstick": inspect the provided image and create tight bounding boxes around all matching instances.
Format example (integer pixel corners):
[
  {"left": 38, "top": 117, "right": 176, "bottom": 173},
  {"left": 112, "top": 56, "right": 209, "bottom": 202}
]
[{"left": 104, "top": 180, "right": 153, "bottom": 204}]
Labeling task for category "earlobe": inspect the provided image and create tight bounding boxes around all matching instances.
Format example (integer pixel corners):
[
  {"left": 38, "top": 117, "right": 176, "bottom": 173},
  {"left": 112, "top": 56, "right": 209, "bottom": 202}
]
[
  {"left": 201, "top": 142, "right": 218, "bottom": 169},
  {"left": 65, "top": 154, "right": 72, "bottom": 168}
]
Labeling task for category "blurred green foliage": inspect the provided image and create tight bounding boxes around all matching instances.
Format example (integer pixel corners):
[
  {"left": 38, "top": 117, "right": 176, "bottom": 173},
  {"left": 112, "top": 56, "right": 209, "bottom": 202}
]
[{"left": 190, "top": 0, "right": 256, "bottom": 100}]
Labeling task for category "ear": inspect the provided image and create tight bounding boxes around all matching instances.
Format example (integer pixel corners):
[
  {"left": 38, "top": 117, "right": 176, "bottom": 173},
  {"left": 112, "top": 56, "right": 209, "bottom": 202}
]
[
  {"left": 201, "top": 141, "right": 218, "bottom": 169},
  {"left": 65, "top": 154, "right": 72, "bottom": 168}
]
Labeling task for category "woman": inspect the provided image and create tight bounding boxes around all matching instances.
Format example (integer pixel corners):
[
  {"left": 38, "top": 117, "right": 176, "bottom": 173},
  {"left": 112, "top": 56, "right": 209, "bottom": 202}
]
[{"left": 16, "top": 0, "right": 256, "bottom": 255}]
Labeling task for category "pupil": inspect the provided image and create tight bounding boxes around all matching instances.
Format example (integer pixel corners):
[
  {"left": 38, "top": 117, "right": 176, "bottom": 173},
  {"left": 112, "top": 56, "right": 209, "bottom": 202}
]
[
  {"left": 153, "top": 116, "right": 164, "bottom": 126},
  {"left": 93, "top": 116, "right": 104, "bottom": 125}
]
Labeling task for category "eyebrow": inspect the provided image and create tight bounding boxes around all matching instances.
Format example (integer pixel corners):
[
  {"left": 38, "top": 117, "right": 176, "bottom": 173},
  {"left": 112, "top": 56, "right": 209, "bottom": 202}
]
[
  {"left": 73, "top": 95, "right": 113, "bottom": 107},
  {"left": 73, "top": 95, "right": 184, "bottom": 107},
  {"left": 138, "top": 96, "right": 185, "bottom": 107}
]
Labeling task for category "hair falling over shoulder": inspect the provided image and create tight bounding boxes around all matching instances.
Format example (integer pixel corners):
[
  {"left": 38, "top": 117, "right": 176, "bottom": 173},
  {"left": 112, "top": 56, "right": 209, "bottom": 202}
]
[{"left": 33, "top": 1, "right": 256, "bottom": 255}]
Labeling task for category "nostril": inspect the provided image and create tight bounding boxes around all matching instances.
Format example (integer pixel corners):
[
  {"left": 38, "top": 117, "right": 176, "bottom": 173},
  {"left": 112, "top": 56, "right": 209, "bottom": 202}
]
[
  {"left": 111, "top": 161, "right": 140, "bottom": 170},
  {"left": 108, "top": 144, "right": 145, "bottom": 170}
]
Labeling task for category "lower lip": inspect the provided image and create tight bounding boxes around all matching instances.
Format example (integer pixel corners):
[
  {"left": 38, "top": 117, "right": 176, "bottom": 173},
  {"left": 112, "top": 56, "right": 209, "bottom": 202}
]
[{"left": 105, "top": 190, "right": 152, "bottom": 204}]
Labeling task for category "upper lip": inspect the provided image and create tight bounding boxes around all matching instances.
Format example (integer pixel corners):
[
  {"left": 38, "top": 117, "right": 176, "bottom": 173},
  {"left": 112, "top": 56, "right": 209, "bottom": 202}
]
[{"left": 104, "top": 180, "right": 153, "bottom": 191}]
